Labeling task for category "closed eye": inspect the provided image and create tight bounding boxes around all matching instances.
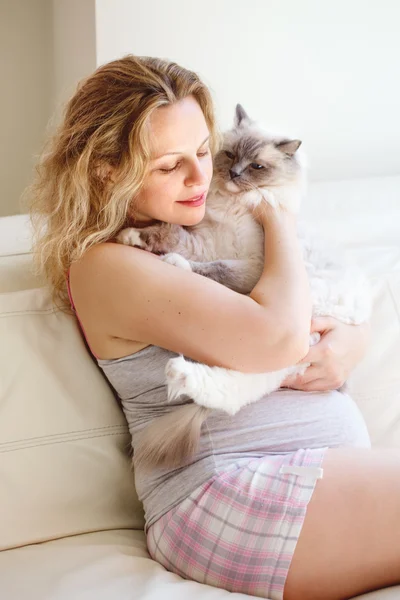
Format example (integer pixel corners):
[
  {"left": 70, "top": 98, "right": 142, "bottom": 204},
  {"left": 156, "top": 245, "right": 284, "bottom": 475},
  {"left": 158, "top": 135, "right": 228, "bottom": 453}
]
[
  {"left": 159, "top": 149, "right": 209, "bottom": 174},
  {"left": 160, "top": 163, "right": 180, "bottom": 173},
  {"left": 158, "top": 148, "right": 210, "bottom": 174},
  {"left": 225, "top": 150, "right": 235, "bottom": 159}
]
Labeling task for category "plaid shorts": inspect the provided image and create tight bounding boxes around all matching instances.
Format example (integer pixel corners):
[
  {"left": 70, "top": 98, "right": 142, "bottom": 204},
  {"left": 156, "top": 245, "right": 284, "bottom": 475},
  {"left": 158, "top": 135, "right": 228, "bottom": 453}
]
[{"left": 147, "top": 448, "right": 327, "bottom": 600}]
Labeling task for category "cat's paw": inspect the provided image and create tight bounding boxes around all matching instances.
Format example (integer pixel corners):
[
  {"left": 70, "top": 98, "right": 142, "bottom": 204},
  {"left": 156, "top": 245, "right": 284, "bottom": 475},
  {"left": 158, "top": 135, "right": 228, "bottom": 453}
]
[
  {"left": 309, "top": 332, "right": 321, "bottom": 346},
  {"left": 165, "top": 356, "right": 199, "bottom": 403},
  {"left": 161, "top": 253, "right": 192, "bottom": 271},
  {"left": 115, "top": 228, "right": 146, "bottom": 249},
  {"left": 259, "top": 188, "right": 279, "bottom": 209},
  {"left": 295, "top": 362, "right": 311, "bottom": 376},
  {"left": 165, "top": 357, "right": 237, "bottom": 415}
]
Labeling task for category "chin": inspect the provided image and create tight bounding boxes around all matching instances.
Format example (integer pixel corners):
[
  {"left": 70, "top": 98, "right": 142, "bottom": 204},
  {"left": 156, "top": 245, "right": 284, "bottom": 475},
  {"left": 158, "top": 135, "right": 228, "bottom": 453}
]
[{"left": 180, "top": 205, "right": 206, "bottom": 227}]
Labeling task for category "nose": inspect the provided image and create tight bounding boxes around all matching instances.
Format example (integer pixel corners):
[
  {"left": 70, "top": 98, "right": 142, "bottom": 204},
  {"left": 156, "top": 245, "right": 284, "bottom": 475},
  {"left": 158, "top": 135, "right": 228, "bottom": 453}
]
[
  {"left": 229, "top": 169, "right": 240, "bottom": 180},
  {"left": 186, "top": 159, "right": 208, "bottom": 187}
]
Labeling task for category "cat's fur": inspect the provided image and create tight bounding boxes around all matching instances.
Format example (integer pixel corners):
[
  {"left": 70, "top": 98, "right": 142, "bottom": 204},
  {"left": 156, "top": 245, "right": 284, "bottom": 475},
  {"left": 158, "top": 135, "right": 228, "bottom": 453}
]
[{"left": 117, "top": 105, "right": 371, "bottom": 470}]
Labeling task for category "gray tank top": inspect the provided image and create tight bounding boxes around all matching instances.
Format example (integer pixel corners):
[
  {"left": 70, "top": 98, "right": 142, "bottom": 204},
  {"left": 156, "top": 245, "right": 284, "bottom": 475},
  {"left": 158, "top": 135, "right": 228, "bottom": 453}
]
[{"left": 97, "top": 344, "right": 370, "bottom": 531}]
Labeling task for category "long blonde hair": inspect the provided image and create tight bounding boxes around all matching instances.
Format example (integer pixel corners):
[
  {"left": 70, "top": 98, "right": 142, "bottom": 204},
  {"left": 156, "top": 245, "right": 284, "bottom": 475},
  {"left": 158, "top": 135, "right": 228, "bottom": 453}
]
[{"left": 25, "top": 54, "right": 220, "bottom": 309}]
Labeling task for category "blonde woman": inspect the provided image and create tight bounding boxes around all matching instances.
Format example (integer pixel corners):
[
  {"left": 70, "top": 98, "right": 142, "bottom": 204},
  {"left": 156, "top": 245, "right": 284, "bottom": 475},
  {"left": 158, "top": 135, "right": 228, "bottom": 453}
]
[{"left": 28, "top": 55, "right": 396, "bottom": 600}]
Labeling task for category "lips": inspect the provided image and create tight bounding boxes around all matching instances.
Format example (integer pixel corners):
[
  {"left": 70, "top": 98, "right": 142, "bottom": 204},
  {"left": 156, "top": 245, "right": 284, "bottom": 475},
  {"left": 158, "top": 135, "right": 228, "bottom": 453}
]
[
  {"left": 177, "top": 191, "right": 207, "bottom": 208},
  {"left": 178, "top": 191, "right": 207, "bottom": 203}
]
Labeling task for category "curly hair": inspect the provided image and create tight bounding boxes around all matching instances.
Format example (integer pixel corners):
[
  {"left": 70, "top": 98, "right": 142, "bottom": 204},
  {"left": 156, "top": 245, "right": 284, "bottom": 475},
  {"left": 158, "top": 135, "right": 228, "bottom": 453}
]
[{"left": 24, "top": 55, "right": 220, "bottom": 309}]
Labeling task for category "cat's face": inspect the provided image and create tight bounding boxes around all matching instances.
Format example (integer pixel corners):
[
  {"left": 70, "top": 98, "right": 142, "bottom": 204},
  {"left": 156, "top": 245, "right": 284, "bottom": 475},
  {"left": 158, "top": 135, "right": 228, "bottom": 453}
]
[{"left": 212, "top": 105, "right": 303, "bottom": 198}]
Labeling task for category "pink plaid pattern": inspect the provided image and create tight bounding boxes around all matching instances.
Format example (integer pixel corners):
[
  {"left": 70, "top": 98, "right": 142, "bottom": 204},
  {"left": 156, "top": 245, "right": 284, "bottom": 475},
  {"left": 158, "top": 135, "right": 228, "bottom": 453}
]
[{"left": 147, "top": 448, "right": 327, "bottom": 600}]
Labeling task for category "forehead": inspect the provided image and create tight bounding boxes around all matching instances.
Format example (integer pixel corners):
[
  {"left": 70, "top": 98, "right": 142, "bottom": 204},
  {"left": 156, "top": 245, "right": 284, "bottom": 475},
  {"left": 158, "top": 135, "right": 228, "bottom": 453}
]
[{"left": 147, "top": 96, "right": 209, "bottom": 158}]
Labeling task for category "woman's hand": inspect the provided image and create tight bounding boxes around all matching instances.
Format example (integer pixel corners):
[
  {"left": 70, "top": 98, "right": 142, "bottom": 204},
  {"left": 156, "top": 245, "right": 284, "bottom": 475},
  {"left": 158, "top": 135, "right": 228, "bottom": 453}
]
[{"left": 282, "top": 317, "right": 371, "bottom": 392}]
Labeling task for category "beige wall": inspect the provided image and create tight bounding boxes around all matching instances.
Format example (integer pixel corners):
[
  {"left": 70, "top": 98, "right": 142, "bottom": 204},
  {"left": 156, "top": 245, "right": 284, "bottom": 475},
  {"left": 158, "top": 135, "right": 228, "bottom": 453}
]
[
  {"left": 0, "top": 0, "right": 97, "bottom": 217},
  {"left": 52, "top": 0, "right": 96, "bottom": 123},
  {"left": 0, "top": 0, "right": 53, "bottom": 216}
]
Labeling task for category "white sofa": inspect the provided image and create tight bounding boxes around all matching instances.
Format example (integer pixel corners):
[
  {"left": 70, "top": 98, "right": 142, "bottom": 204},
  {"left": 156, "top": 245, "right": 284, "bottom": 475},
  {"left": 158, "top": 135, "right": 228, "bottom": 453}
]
[{"left": 1, "top": 174, "right": 399, "bottom": 600}]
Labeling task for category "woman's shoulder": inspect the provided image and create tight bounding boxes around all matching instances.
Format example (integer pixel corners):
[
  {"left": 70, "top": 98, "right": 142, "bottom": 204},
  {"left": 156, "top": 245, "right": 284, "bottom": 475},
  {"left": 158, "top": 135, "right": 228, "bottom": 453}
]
[
  {"left": 71, "top": 241, "right": 159, "bottom": 285},
  {"left": 74, "top": 240, "right": 141, "bottom": 266},
  {"left": 69, "top": 242, "right": 154, "bottom": 359}
]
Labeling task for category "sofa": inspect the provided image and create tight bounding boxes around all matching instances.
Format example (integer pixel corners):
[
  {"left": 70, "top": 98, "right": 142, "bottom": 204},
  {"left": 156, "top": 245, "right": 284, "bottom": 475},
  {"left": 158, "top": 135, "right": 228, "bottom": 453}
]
[{"left": 0, "top": 174, "right": 399, "bottom": 600}]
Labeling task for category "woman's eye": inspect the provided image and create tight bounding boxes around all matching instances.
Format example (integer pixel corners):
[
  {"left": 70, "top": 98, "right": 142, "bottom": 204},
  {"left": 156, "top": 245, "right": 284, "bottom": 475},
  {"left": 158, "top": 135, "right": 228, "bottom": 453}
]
[
  {"left": 160, "top": 163, "right": 180, "bottom": 173},
  {"left": 198, "top": 149, "right": 210, "bottom": 157},
  {"left": 225, "top": 151, "right": 235, "bottom": 159},
  {"left": 250, "top": 163, "right": 264, "bottom": 170}
]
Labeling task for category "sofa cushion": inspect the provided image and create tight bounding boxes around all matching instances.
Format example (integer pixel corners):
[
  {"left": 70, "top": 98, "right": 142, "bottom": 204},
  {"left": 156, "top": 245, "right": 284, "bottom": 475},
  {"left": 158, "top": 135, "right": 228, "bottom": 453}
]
[
  {"left": 0, "top": 528, "right": 398, "bottom": 600},
  {"left": 0, "top": 285, "right": 144, "bottom": 551}
]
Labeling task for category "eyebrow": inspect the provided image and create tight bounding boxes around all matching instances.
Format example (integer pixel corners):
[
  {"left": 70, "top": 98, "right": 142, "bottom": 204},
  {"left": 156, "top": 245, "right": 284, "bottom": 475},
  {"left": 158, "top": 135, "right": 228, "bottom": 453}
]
[{"left": 153, "top": 135, "right": 210, "bottom": 160}]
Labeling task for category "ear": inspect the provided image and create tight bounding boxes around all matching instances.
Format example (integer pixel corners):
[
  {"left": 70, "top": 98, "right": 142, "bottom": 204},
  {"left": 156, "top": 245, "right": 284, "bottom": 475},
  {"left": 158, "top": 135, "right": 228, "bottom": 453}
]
[
  {"left": 275, "top": 139, "right": 302, "bottom": 156},
  {"left": 95, "top": 161, "right": 116, "bottom": 183},
  {"left": 234, "top": 104, "right": 251, "bottom": 127}
]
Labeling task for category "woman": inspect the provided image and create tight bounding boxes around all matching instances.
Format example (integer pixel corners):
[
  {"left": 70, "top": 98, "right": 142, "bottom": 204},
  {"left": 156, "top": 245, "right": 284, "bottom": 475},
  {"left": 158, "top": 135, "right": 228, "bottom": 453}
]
[{"left": 28, "top": 55, "right": 398, "bottom": 600}]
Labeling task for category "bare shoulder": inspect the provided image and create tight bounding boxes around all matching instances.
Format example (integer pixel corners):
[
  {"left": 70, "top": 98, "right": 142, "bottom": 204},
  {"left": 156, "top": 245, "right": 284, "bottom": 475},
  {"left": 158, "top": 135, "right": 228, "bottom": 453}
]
[
  {"left": 73, "top": 241, "right": 157, "bottom": 277},
  {"left": 69, "top": 242, "right": 157, "bottom": 358}
]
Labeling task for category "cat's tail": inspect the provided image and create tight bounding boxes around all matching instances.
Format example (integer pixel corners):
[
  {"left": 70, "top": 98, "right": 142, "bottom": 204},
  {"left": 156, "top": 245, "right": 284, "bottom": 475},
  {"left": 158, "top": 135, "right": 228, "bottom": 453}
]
[{"left": 133, "top": 404, "right": 211, "bottom": 470}]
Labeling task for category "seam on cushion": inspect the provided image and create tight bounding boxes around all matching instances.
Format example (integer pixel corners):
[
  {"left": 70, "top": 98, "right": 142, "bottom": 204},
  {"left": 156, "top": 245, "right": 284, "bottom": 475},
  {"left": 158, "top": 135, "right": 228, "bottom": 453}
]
[
  {"left": 0, "top": 308, "right": 58, "bottom": 317},
  {"left": 0, "top": 251, "right": 32, "bottom": 258},
  {"left": 0, "top": 424, "right": 128, "bottom": 447},
  {"left": 0, "top": 432, "right": 128, "bottom": 454},
  {"left": 0, "top": 425, "right": 129, "bottom": 453}
]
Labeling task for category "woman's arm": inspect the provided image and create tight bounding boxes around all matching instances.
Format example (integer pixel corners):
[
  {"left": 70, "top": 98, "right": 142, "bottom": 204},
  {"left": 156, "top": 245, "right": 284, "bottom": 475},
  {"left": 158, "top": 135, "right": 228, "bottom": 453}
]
[
  {"left": 71, "top": 205, "right": 311, "bottom": 374},
  {"left": 250, "top": 207, "right": 312, "bottom": 345},
  {"left": 282, "top": 317, "right": 371, "bottom": 391}
]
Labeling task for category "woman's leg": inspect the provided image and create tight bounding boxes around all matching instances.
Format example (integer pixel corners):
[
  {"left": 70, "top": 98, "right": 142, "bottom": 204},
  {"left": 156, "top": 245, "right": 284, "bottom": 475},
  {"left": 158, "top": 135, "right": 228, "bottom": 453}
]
[{"left": 284, "top": 447, "right": 400, "bottom": 600}]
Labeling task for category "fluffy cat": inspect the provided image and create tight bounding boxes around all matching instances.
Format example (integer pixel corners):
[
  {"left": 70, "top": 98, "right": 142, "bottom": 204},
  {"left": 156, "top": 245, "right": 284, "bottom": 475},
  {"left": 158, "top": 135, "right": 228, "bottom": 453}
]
[{"left": 117, "top": 105, "right": 371, "bottom": 469}]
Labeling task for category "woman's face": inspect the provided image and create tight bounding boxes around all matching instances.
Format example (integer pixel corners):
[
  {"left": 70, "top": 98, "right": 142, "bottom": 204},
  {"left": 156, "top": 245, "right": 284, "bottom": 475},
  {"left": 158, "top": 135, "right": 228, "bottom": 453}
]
[{"left": 131, "top": 95, "right": 213, "bottom": 226}]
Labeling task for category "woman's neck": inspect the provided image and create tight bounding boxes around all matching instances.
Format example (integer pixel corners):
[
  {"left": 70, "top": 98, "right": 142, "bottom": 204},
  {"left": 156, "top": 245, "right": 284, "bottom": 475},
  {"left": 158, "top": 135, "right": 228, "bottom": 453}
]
[{"left": 128, "top": 218, "right": 160, "bottom": 229}]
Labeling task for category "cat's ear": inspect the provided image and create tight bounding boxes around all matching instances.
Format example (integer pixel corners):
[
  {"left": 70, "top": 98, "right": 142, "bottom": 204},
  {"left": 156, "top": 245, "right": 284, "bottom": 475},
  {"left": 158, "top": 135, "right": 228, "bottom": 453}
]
[
  {"left": 234, "top": 104, "right": 251, "bottom": 127},
  {"left": 275, "top": 139, "right": 302, "bottom": 156}
]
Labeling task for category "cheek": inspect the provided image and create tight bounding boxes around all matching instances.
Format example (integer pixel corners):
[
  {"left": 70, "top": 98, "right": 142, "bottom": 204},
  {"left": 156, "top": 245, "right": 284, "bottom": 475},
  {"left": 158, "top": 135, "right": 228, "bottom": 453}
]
[{"left": 143, "top": 177, "right": 176, "bottom": 203}]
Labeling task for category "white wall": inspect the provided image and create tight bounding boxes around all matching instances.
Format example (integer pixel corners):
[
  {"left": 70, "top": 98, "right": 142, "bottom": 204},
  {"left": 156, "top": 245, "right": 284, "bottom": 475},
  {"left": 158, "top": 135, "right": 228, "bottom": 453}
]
[
  {"left": 95, "top": 0, "right": 400, "bottom": 182},
  {"left": 0, "top": 0, "right": 53, "bottom": 216}
]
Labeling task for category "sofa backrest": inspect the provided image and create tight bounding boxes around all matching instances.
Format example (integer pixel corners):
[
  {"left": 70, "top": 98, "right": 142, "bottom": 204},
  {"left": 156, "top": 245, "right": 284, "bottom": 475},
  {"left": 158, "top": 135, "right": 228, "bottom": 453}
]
[{"left": 0, "top": 216, "right": 144, "bottom": 551}]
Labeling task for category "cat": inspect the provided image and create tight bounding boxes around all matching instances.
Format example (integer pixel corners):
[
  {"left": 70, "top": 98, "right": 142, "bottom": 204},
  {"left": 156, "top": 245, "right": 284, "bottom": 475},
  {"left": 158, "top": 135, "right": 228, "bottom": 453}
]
[{"left": 116, "top": 104, "right": 371, "bottom": 469}]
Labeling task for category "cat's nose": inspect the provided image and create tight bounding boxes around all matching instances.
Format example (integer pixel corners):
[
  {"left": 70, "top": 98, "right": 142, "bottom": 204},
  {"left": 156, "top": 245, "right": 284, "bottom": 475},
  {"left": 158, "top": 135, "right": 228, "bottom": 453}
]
[{"left": 229, "top": 169, "right": 240, "bottom": 180}]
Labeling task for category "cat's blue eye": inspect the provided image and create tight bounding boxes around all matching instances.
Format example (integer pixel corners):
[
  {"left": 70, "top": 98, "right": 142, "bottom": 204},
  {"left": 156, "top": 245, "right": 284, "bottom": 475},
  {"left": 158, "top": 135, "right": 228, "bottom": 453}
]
[
  {"left": 250, "top": 163, "right": 264, "bottom": 170},
  {"left": 225, "top": 151, "right": 235, "bottom": 159}
]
